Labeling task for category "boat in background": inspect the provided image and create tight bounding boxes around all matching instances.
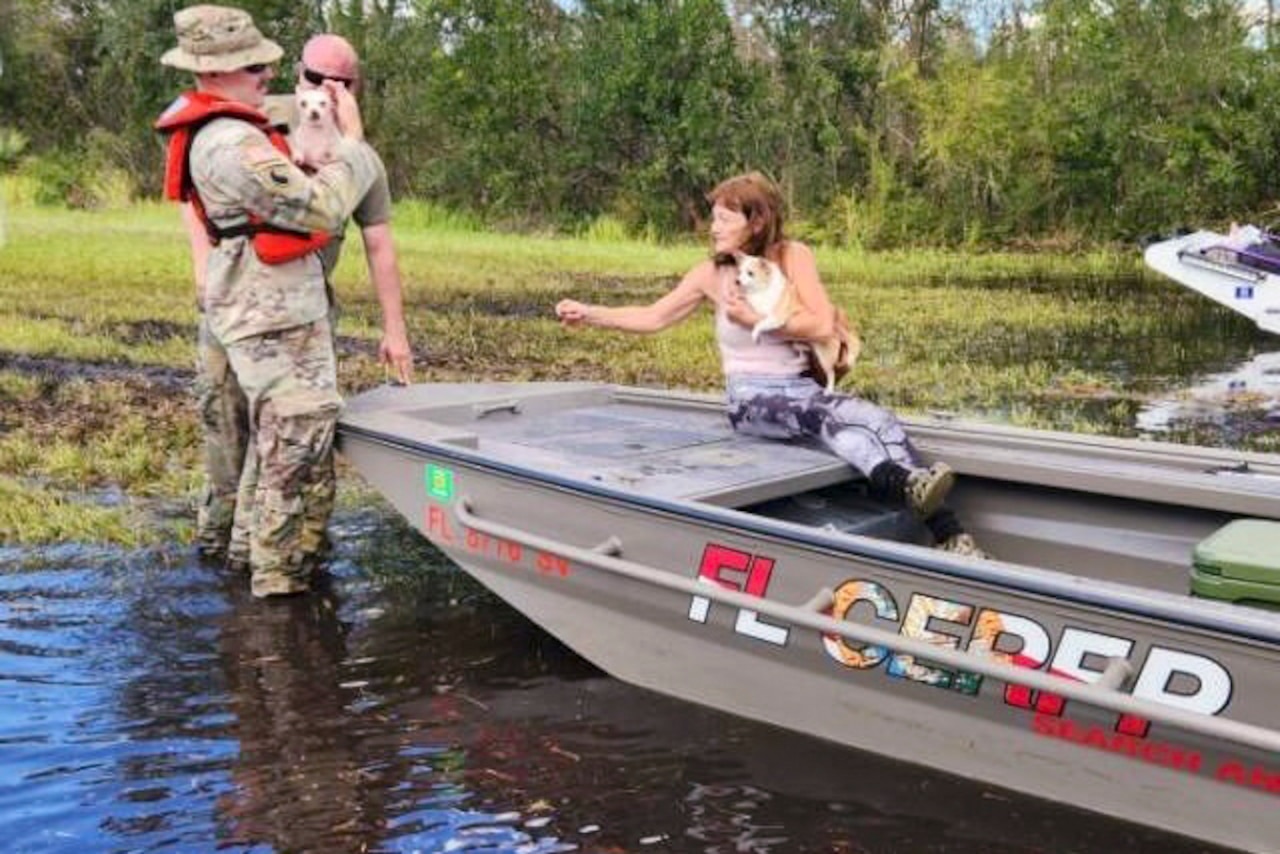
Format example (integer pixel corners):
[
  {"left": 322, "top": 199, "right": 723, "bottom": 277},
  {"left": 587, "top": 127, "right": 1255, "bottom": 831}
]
[
  {"left": 1144, "top": 229, "right": 1280, "bottom": 334},
  {"left": 338, "top": 381, "right": 1280, "bottom": 853}
]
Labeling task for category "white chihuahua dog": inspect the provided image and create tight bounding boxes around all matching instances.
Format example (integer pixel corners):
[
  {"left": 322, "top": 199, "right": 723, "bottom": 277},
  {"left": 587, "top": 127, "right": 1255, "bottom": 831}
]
[{"left": 291, "top": 88, "right": 341, "bottom": 170}]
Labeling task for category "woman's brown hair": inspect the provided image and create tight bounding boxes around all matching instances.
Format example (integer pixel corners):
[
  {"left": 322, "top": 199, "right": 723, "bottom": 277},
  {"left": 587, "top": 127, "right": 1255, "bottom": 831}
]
[{"left": 707, "top": 171, "right": 786, "bottom": 261}]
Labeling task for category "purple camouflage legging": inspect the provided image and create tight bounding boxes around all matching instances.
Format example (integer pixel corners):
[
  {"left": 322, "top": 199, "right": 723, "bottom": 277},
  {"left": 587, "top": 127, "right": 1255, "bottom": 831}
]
[{"left": 725, "top": 375, "right": 919, "bottom": 476}]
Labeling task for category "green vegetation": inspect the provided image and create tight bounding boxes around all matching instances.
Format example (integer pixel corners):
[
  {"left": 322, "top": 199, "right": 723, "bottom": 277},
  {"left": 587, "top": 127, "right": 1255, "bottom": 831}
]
[
  {"left": 4, "top": 1, "right": 1279, "bottom": 245},
  {"left": 0, "top": 198, "right": 1263, "bottom": 546}
]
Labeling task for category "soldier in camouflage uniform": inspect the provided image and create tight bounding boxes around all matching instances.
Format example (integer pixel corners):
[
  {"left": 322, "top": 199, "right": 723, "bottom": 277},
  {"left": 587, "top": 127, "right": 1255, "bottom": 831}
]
[
  {"left": 220, "top": 34, "right": 412, "bottom": 573},
  {"left": 159, "top": 5, "right": 380, "bottom": 596}
]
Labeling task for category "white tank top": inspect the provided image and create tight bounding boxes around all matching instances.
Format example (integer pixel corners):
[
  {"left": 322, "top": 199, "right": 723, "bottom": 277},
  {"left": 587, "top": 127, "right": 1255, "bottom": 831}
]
[{"left": 713, "top": 267, "right": 807, "bottom": 377}]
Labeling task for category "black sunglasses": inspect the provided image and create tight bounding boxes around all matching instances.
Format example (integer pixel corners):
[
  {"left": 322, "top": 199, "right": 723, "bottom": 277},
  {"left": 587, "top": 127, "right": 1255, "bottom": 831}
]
[
  {"left": 242, "top": 63, "right": 271, "bottom": 75},
  {"left": 301, "top": 67, "right": 354, "bottom": 87}
]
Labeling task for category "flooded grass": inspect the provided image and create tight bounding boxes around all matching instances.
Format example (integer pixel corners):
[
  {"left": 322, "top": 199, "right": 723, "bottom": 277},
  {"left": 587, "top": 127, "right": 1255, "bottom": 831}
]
[{"left": 0, "top": 201, "right": 1273, "bottom": 544}]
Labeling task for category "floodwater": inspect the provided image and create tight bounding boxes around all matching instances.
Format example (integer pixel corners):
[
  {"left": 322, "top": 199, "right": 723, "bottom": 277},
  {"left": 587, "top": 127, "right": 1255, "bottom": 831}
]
[
  {"left": 0, "top": 271, "right": 1270, "bottom": 853},
  {"left": 909, "top": 271, "right": 1279, "bottom": 447},
  {"left": 1106, "top": 274, "right": 1280, "bottom": 445},
  {"left": 1046, "top": 274, "right": 1278, "bottom": 445},
  {"left": 0, "top": 508, "right": 1237, "bottom": 854}
]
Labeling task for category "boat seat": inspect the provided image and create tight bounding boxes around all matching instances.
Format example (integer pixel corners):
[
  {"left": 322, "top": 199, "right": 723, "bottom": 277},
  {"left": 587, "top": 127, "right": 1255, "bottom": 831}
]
[{"left": 1191, "top": 519, "right": 1280, "bottom": 608}]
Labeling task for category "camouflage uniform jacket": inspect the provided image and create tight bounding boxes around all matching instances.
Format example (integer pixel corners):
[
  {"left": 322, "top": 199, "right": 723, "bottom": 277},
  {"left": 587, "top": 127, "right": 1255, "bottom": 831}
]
[{"left": 190, "top": 117, "right": 379, "bottom": 343}]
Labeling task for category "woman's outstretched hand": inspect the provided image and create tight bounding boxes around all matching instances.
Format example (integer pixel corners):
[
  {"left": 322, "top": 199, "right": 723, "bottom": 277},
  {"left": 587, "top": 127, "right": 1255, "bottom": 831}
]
[{"left": 555, "top": 299, "right": 591, "bottom": 327}]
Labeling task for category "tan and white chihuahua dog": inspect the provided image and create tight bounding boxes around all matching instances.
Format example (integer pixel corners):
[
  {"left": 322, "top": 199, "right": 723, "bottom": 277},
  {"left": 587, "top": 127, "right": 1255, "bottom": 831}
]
[
  {"left": 291, "top": 88, "right": 341, "bottom": 171},
  {"left": 733, "top": 250, "right": 849, "bottom": 392}
]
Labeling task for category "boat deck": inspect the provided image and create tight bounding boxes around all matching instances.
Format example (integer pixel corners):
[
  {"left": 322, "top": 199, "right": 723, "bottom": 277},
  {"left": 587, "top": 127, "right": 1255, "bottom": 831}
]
[
  {"left": 341, "top": 381, "right": 1280, "bottom": 516},
  {"left": 342, "top": 382, "right": 857, "bottom": 507}
]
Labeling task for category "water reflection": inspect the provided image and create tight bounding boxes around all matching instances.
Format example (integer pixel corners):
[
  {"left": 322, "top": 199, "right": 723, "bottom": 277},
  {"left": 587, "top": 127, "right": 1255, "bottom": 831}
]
[
  {"left": 0, "top": 509, "right": 1243, "bottom": 853},
  {"left": 932, "top": 272, "right": 1280, "bottom": 445},
  {"left": 213, "top": 583, "right": 376, "bottom": 849},
  {"left": 0, "top": 516, "right": 575, "bottom": 853},
  {"left": 0, "top": 549, "right": 233, "bottom": 850},
  {"left": 1137, "top": 349, "right": 1280, "bottom": 439}
]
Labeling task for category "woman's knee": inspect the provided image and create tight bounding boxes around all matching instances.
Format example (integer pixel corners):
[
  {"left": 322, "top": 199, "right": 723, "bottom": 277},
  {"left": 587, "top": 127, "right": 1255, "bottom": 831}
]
[{"left": 730, "top": 402, "right": 808, "bottom": 440}]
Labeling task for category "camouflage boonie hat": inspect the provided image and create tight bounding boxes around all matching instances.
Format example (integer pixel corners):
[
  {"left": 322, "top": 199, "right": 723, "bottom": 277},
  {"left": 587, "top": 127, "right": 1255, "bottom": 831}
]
[{"left": 160, "top": 5, "right": 283, "bottom": 73}]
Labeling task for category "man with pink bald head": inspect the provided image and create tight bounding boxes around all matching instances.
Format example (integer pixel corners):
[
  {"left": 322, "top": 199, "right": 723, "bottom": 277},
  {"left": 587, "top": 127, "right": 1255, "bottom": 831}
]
[
  {"left": 294, "top": 33, "right": 410, "bottom": 381},
  {"left": 300, "top": 34, "right": 361, "bottom": 92}
]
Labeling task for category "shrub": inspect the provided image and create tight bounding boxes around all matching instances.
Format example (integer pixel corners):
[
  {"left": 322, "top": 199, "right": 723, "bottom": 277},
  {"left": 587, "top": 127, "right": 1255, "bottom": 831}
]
[
  {"left": 0, "top": 127, "right": 28, "bottom": 171},
  {"left": 17, "top": 142, "right": 134, "bottom": 210}
]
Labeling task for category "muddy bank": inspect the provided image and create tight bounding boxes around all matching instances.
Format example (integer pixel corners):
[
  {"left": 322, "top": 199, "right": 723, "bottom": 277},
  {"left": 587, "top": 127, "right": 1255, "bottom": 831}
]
[{"left": 0, "top": 352, "right": 193, "bottom": 392}]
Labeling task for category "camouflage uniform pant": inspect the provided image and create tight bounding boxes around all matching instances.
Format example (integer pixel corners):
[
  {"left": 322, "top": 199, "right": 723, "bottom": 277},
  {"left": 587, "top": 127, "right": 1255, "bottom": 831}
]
[
  {"left": 195, "top": 316, "right": 337, "bottom": 573},
  {"left": 194, "top": 314, "right": 250, "bottom": 557},
  {"left": 725, "top": 374, "right": 919, "bottom": 475},
  {"left": 219, "top": 318, "right": 342, "bottom": 595}
]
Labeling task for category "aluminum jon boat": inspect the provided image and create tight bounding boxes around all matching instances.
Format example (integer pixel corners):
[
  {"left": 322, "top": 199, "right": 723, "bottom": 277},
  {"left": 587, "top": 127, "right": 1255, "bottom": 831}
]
[{"left": 337, "top": 381, "right": 1280, "bottom": 852}]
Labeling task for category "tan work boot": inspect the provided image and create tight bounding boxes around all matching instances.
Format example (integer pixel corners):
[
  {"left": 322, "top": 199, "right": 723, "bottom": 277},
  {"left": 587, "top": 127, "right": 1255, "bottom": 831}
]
[
  {"left": 937, "top": 532, "right": 988, "bottom": 559},
  {"left": 905, "top": 462, "right": 955, "bottom": 518}
]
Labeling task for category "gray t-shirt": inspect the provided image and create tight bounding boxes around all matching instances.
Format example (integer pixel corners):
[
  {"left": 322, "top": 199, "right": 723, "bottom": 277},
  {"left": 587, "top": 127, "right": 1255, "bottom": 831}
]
[{"left": 264, "top": 94, "right": 392, "bottom": 276}]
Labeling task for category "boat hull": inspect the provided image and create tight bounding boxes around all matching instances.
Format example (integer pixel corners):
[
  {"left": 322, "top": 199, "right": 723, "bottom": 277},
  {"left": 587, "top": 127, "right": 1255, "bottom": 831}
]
[{"left": 340, "top": 382, "right": 1280, "bottom": 852}]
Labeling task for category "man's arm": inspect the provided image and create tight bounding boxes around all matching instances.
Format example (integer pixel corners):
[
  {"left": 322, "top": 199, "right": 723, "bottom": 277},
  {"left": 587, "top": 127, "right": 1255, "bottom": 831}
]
[{"left": 360, "top": 221, "right": 413, "bottom": 384}]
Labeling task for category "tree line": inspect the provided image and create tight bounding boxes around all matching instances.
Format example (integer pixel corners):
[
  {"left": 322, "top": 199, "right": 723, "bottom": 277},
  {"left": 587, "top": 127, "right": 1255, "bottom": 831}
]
[{"left": 3, "top": 0, "right": 1280, "bottom": 247}]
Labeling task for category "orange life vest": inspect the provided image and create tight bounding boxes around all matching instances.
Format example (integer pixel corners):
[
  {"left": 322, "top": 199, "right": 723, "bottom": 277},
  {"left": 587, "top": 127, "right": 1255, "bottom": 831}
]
[{"left": 155, "top": 90, "right": 329, "bottom": 264}]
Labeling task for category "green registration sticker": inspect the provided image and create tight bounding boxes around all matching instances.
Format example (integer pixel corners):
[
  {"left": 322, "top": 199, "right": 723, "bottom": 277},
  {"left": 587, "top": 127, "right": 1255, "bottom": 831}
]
[{"left": 425, "top": 464, "right": 455, "bottom": 500}]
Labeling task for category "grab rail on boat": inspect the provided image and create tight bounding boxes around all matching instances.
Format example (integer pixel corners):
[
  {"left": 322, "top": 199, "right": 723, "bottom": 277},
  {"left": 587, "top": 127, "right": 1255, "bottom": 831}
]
[
  {"left": 456, "top": 496, "right": 1280, "bottom": 755},
  {"left": 1175, "top": 248, "right": 1268, "bottom": 284}
]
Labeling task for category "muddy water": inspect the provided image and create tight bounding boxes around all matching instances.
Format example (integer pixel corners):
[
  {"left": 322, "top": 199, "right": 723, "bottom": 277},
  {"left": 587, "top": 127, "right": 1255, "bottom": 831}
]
[
  {"left": 932, "top": 272, "right": 1280, "bottom": 445},
  {"left": 0, "top": 507, "right": 1234, "bottom": 854}
]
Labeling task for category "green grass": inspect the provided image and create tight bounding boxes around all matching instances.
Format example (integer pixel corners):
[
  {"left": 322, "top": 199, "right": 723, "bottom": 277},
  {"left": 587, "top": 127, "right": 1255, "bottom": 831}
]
[
  {"left": 0, "top": 195, "right": 1241, "bottom": 544},
  {"left": 0, "top": 476, "right": 178, "bottom": 547}
]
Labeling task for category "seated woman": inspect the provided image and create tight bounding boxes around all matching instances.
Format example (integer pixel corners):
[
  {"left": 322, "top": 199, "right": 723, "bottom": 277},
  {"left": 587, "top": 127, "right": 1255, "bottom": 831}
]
[{"left": 555, "top": 171, "right": 984, "bottom": 557}]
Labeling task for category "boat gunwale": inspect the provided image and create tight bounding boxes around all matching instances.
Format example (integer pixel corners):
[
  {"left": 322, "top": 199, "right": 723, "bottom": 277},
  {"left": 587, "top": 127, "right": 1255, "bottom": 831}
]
[{"left": 338, "top": 419, "right": 1280, "bottom": 647}]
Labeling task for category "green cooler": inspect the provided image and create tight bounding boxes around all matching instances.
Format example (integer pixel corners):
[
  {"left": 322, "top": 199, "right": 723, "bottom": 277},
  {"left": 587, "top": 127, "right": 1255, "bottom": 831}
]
[{"left": 1191, "top": 519, "right": 1280, "bottom": 608}]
